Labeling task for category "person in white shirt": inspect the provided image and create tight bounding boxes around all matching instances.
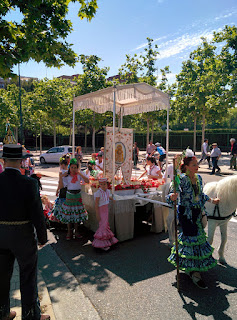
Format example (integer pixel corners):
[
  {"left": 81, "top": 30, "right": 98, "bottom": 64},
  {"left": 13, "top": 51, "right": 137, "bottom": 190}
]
[
  {"left": 95, "top": 152, "right": 104, "bottom": 171},
  {"left": 198, "top": 139, "right": 211, "bottom": 168},
  {"left": 92, "top": 178, "right": 118, "bottom": 251},
  {"left": 138, "top": 156, "right": 162, "bottom": 180},
  {"left": 56, "top": 158, "right": 89, "bottom": 240},
  {"left": 210, "top": 143, "right": 221, "bottom": 175}
]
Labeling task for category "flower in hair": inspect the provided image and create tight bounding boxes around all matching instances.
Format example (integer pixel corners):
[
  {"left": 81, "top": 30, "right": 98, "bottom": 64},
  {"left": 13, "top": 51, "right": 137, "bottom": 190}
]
[
  {"left": 70, "top": 158, "right": 77, "bottom": 165},
  {"left": 185, "top": 147, "right": 194, "bottom": 158}
]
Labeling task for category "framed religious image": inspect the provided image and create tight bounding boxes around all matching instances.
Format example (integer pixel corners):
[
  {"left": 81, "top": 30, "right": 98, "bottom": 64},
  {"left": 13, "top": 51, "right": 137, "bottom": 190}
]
[
  {"left": 115, "top": 142, "right": 126, "bottom": 165},
  {"left": 104, "top": 127, "right": 133, "bottom": 184}
]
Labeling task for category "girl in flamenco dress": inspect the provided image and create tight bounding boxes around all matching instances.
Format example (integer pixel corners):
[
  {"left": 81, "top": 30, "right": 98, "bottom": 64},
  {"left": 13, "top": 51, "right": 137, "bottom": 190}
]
[
  {"left": 167, "top": 149, "right": 219, "bottom": 289},
  {"left": 56, "top": 158, "right": 89, "bottom": 240},
  {"left": 93, "top": 178, "right": 118, "bottom": 251},
  {"left": 52, "top": 157, "right": 68, "bottom": 223}
]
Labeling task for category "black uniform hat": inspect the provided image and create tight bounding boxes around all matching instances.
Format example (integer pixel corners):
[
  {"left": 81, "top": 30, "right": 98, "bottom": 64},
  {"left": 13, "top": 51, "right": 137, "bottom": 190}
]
[{"left": 0, "top": 144, "right": 33, "bottom": 159}]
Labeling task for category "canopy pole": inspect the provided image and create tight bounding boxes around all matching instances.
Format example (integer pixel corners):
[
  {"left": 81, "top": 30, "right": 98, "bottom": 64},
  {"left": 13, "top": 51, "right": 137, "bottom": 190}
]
[
  {"left": 165, "top": 98, "right": 170, "bottom": 180},
  {"left": 112, "top": 85, "right": 116, "bottom": 196},
  {"left": 72, "top": 97, "right": 75, "bottom": 158},
  {"left": 120, "top": 107, "right": 123, "bottom": 128}
]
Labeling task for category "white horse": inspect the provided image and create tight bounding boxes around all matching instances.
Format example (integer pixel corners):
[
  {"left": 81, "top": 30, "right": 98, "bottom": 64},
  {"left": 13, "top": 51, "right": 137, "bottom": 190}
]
[{"left": 204, "top": 175, "right": 237, "bottom": 264}]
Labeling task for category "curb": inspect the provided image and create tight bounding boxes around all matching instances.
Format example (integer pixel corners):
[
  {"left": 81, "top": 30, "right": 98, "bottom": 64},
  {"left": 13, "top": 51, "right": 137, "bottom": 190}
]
[
  {"left": 38, "top": 231, "right": 101, "bottom": 320},
  {"left": 10, "top": 263, "right": 56, "bottom": 320}
]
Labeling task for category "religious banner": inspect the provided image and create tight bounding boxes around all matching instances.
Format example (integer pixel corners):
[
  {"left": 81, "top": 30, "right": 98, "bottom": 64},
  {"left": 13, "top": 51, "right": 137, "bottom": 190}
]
[
  {"left": 3, "top": 120, "right": 16, "bottom": 144},
  {"left": 104, "top": 127, "right": 133, "bottom": 184}
]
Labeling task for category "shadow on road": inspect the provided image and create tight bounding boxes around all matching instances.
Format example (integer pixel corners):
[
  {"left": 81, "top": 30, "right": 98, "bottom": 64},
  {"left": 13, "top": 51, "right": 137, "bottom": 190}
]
[
  {"left": 51, "top": 227, "right": 174, "bottom": 292},
  {"left": 174, "top": 263, "right": 237, "bottom": 320}
]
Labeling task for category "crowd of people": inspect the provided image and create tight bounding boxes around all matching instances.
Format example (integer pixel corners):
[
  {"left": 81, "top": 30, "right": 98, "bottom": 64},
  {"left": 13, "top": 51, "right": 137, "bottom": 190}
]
[{"left": 0, "top": 137, "right": 237, "bottom": 318}]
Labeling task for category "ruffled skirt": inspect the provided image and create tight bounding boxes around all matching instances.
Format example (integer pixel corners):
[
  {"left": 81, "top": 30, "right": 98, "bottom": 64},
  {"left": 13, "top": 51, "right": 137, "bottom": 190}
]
[
  {"left": 92, "top": 204, "right": 118, "bottom": 248},
  {"left": 168, "top": 218, "right": 217, "bottom": 272},
  {"left": 55, "top": 191, "right": 88, "bottom": 224},
  {"left": 51, "top": 197, "right": 65, "bottom": 222}
]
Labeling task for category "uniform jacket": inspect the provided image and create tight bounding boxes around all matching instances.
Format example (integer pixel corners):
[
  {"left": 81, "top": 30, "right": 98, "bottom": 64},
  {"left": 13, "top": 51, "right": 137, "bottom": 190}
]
[{"left": 0, "top": 168, "right": 47, "bottom": 244}]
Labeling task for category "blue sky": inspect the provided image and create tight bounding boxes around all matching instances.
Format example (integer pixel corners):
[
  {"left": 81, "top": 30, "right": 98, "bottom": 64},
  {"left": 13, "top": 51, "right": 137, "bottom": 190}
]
[{"left": 11, "top": 0, "right": 237, "bottom": 85}]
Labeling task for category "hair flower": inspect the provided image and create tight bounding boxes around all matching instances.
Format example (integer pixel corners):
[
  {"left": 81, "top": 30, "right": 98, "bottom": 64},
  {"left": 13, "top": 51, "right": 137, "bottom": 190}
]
[{"left": 185, "top": 147, "right": 194, "bottom": 158}]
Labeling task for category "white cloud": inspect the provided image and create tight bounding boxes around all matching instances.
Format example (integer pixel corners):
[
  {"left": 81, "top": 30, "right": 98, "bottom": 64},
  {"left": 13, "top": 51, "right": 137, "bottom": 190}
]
[
  {"left": 215, "top": 11, "right": 236, "bottom": 21},
  {"left": 156, "top": 30, "right": 215, "bottom": 60},
  {"left": 131, "top": 35, "right": 167, "bottom": 51}
]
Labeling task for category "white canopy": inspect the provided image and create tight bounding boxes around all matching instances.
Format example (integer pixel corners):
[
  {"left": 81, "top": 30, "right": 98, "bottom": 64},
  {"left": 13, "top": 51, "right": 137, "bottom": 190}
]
[
  {"left": 72, "top": 82, "right": 170, "bottom": 192},
  {"left": 73, "top": 82, "right": 169, "bottom": 115}
]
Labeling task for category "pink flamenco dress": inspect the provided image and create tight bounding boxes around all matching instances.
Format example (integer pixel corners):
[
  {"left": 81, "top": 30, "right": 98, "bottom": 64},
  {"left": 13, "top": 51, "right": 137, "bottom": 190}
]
[{"left": 92, "top": 188, "right": 118, "bottom": 250}]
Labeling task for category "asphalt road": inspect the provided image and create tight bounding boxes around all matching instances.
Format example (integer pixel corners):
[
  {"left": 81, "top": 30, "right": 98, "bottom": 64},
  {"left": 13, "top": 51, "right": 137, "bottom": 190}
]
[{"left": 37, "top": 161, "right": 237, "bottom": 320}]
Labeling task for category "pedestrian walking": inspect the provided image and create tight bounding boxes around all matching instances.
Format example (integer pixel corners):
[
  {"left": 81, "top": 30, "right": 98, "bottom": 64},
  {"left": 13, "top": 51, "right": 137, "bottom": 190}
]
[
  {"left": 133, "top": 142, "right": 139, "bottom": 168},
  {"left": 0, "top": 144, "right": 49, "bottom": 320},
  {"left": 210, "top": 143, "right": 221, "bottom": 175},
  {"left": 167, "top": 150, "right": 219, "bottom": 289},
  {"left": 198, "top": 139, "right": 211, "bottom": 168},
  {"left": 56, "top": 158, "right": 89, "bottom": 240},
  {"left": 75, "top": 146, "right": 83, "bottom": 164},
  {"left": 229, "top": 138, "right": 237, "bottom": 170},
  {"left": 146, "top": 140, "right": 156, "bottom": 157},
  {"left": 153, "top": 142, "right": 166, "bottom": 170},
  {"left": 92, "top": 178, "right": 118, "bottom": 251}
]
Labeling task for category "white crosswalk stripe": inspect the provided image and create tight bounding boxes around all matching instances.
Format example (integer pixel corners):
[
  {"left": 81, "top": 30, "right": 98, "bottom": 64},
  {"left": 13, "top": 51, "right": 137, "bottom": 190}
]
[
  {"left": 40, "top": 179, "right": 58, "bottom": 185},
  {"left": 41, "top": 177, "right": 58, "bottom": 199}
]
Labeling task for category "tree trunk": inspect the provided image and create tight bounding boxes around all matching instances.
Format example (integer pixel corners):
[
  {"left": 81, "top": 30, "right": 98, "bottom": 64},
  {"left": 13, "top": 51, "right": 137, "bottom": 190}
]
[
  {"left": 15, "top": 126, "right": 18, "bottom": 143},
  {"left": 202, "top": 113, "right": 206, "bottom": 145},
  {"left": 193, "top": 115, "right": 197, "bottom": 154},
  {"left": 53, "top": 119, "right": 56, "bottom": 147},
  {"left": 151, "top": 121, "right": 154, "bottom": 143},
  {"left": 92, "top": 112, "right": 95, "bottom": 152},
  {"left": 40, "top": 124, "right": 42, "bottom": 155},
  {"left": 35, "top": 130, "right": 38, "bottom": 152},
  {"left": 84, "top": 125, "right": 87, "bottom": 152},
  {"left": 146, "top": 119, "right": 150, "bottom": 146}
]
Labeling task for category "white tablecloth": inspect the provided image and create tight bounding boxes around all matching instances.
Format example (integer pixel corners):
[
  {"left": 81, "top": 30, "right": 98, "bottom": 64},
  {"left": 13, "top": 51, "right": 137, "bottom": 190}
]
[{"left": 82, "top": 190, "right": 166, "bottom": 242}]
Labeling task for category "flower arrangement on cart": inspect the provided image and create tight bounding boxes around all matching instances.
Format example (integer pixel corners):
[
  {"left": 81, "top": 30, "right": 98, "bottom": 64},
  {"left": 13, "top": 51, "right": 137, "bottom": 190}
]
[{"left": 87, "top": 176, "right": 165, "bottom": 195}]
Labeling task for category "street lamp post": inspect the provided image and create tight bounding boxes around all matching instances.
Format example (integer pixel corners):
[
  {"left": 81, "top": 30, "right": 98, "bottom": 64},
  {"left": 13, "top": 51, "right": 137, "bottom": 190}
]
[{"left": 18, "top": 64, "right": 24, "bottom": 144}]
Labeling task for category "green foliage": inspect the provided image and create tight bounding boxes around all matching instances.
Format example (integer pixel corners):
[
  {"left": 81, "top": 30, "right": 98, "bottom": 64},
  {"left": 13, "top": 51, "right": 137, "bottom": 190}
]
[
  {"left": 118, "top": 54, "right": 142, "bottom": 84},
  {"left": 0, "top": 0, "right": 98, "bottom": 77},
  {"left": 8, "top": 77, "right": 37, "bottom": 92},
  {"left": 74, "top": 54, "right": 113, "bottom": 133},
  {"left": 174, "top": 35, "right": 232, "bottom": 139},
  {"left": 213, "top": 25, "right": 237, "bottom": 104},
  {"left": 140, "top": 37, "right": 159, "bottom": 86}
]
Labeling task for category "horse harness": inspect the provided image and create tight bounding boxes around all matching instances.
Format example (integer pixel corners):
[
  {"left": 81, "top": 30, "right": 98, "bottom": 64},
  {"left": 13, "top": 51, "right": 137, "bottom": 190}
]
[{"left": 207, "top": 204, "right": 235, "bottom": 221}]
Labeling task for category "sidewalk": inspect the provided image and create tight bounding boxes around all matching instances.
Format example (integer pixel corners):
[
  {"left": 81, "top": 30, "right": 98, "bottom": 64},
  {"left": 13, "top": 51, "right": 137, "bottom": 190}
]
[
  {"left": 10, "top": 262, "right": 56, "bottom": 320},
  {"left": 10, "top": 236, "right": 101, "bottom": 320}
]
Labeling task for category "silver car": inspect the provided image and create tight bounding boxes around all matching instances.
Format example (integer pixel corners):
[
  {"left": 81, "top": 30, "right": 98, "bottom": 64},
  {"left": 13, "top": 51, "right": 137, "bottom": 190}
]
[{"left": 39, "top": 146, "right": 74, "bottom": 164}]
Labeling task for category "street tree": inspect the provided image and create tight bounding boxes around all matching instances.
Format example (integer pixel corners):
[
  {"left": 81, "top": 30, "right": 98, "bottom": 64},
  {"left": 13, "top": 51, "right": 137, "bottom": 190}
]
[
  {"left": 30, "top": 78, "right": 74, "bottom": 147},
  {"left": 175, "top": 60, "right": 200, "bottom": 152},
  {"left": 139, "top": 37, "right": 159, "bottom": 145},
  {"left": 213, "top": 25, "right": 237, "bottom": 106},
  {"left": 0, "top": 84, "right": 25, "bottom": 140},
  {"left": 175, "top": 36, "right": 231, "bottom": 149},
  {"left": 119, "top": 54, "right": 142, "bottom": 84},
  {"left": 0, "top": 0, "right": 98, "bottom": 77},
  {"left": 74, "top": 54, "right": 112, "bottom": 151}
]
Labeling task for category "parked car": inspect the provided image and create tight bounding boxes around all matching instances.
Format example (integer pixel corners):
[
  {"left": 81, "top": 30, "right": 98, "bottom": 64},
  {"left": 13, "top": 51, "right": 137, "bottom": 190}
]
[{"left": 39, "top": 146, "right": 75, "bottom": 164}]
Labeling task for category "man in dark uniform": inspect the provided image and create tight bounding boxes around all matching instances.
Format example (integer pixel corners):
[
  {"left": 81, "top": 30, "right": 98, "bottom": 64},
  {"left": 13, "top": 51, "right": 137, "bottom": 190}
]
[{"left": 0, "top": 145, "right": 50, "bottom": 320}]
